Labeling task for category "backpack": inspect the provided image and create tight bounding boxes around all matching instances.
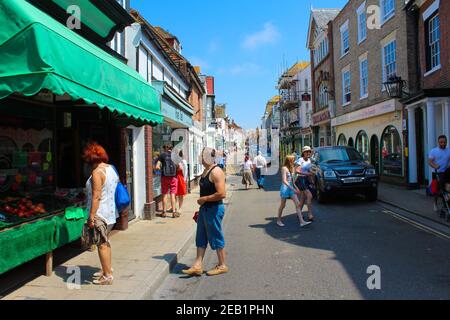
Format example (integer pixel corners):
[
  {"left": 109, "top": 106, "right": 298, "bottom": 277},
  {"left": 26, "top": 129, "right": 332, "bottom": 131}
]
[{"left": 161, "top": 152, "right": 177, "bottom": 177}]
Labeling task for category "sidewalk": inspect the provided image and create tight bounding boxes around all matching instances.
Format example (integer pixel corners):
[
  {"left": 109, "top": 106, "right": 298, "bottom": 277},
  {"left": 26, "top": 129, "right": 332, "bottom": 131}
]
[
  {"left": 2, "top": 184, "right": 228, "bottom": 300},
  {"left": 378, "top": 182, "right": 450, "bottom": 228}
]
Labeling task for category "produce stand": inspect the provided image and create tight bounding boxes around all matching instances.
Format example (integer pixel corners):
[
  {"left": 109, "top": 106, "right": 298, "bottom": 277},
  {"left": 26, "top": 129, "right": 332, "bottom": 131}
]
[
  {"left": 0, "top": 200, "right": 88, "bottom": 276},
  {"left": 0, "top": 109, "right": 90, "bottom": 276}
]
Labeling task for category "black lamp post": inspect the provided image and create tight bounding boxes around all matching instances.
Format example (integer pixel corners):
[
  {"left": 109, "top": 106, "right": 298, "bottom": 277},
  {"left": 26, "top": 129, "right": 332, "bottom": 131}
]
[{"left": 383, "top": 75, "right": 408, "bottom": 99}]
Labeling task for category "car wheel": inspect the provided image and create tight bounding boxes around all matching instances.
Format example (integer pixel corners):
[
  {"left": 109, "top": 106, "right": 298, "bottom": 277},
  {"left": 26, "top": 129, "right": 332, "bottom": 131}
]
[
  {"left": 316, "top": 182, "right": 328, "bottom": 204},
  {"left": 366, "top": 189, "right": 378, "bottom": 202}
]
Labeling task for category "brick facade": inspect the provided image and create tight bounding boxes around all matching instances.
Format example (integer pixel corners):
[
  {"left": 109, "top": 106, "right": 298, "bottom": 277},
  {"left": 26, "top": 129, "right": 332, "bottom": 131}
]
[
  {"left": 189, "top": 85, "right": 203, "bottom": 123},
  {"left": 310, "top": 26, "right": 335, "bottom": 116},
  {"left": 418, "top": 0, "right": 450, "bottom": 89},
  {"left": 333, "top": 0, "right": 409, "bottom": 117},
  {"left": 307, "top": 9, "right": 340, "bottom": 147}
]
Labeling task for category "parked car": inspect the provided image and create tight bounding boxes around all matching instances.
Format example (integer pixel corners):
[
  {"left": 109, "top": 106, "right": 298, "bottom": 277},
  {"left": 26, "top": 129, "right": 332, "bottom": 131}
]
[
  {"left": 311, "top": 146, "right": 379, "bottom": 203},
  {"left": 382, "top": 153, "right": 403, "bottom": 176}
]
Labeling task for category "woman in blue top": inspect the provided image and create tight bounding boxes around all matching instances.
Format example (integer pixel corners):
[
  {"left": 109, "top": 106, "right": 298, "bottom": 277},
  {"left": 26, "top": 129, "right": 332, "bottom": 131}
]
[
  {"left": 295, "top": 146, "right": 315, "bottom": 222},
  {"left": 278, "top": 155, "right": 312, "bottom": 228}
]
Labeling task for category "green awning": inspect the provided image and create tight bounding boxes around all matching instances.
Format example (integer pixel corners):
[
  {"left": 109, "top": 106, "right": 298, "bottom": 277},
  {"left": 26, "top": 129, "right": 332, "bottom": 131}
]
[
  {"left": 0, "top": 0, "right": 163, "bottom": 126},
  {"left": 153, "top": 81, "right": 194, "bottom": 128},
  {"left": 52, "top": 0, "right": 116, "bottom": 38}
]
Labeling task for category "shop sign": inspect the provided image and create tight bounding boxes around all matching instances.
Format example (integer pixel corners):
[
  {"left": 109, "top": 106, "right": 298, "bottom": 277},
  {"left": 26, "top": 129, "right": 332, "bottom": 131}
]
[
  {"left": 312, "top": 110, "right": 330, "bottom": 125},
  {"left": 161, "top": 97, "right": 193, "bottom": 128},
  {"left": 332, "top": 99, "right": 396, "bottom": 127},
  {"left": 302, "top": 94, "right": 311, "bottom": 102}
]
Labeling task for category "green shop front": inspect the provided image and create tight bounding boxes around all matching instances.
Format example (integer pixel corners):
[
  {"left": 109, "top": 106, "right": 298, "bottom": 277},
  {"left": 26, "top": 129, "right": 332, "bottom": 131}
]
[
  {"left": 151, "top": 81, "right": 194, "bottom": 199},
  {"left": 0, "top": 1, "right": 162, "bottom": 276}
]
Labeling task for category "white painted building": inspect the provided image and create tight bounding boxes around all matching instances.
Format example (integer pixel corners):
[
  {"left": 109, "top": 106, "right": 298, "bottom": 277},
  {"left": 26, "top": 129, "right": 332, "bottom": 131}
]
[{"left": 295, "top": 64, "right": 313, "bottom": 148}]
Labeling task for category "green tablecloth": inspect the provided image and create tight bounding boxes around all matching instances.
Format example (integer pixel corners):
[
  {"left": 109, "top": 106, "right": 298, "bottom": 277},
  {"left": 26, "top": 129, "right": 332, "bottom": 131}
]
[
  {"left": 0, "top": 207, "right": 87, "bottom": 275},
  {"left": 0, "top": 218, "right": 55, "bottom": 275}
]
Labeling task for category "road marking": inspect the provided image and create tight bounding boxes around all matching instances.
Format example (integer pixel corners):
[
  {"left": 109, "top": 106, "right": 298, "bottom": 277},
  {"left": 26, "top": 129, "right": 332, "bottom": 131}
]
[{"left": 382, "top": 209, "right": 450, "bottom": 241}]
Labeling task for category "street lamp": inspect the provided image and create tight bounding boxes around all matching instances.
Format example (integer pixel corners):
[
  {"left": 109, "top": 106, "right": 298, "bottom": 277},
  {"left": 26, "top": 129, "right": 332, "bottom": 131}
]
[{"left": 383, "top": 75, "right": 408, "bottom": 99}]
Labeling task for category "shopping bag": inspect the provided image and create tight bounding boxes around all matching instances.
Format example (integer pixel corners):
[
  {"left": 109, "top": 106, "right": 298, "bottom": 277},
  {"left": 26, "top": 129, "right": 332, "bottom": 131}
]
[
  {"left": 431, "top": 178, "right": 440, "bottom": 196},
  {"left": 193, "top": 211, "right": 199, "bottom": 223},
  {"left": 258, "top": 177, "right": 265, "bottom": 188},
  {"left": 111, "top": 166, "right": 131, "bottom": 213}
]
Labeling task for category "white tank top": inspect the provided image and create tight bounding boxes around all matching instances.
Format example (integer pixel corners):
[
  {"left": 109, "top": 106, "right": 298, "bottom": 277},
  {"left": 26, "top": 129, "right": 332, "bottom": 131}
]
[{"left": 86, "top": 165, "right": 119, "bottom": 226}]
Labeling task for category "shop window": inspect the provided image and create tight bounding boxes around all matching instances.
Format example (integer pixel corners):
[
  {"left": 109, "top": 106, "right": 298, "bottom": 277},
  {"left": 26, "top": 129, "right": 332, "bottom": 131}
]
[
  {"left": 348, "top": 137, "right": 354, "bottom": 147},
  {"left": 382, "top": 40, "right": 397, "bottom": 85},
  {"left": 337, "top": 134, "right": 347, "bottom": 146},
  {"left": 356, "top": 131, "right": 369, "bottom": 161},
  {"left": 381, "top": 126, "right": 403, "bottom": 176},
  {"left": 425, "top": 13, "right": 441, "bottom": 72}
]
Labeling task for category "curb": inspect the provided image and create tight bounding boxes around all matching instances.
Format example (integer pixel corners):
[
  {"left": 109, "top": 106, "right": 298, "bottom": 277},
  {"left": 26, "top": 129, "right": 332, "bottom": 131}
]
[
  {"left": 130, "top": 181, "right": 237, "bottom": 300},
  {"left": 129, "top": 224, "right": 197, "bottom": 300},
  {"left": 378, "top": 199, "right": 450, "bottom": 239}
]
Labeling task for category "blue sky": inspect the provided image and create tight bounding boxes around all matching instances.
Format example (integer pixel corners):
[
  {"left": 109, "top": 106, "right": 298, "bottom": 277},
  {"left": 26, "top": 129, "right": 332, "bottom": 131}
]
[{"left": 131, "top": 0, "right": 348, "bottom": 130}]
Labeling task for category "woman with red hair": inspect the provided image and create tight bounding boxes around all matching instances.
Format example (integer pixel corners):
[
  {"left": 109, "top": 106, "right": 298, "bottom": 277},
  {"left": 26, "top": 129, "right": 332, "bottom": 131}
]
[{"left": 82, "top": 142, "right": 119, "bottom": 286}]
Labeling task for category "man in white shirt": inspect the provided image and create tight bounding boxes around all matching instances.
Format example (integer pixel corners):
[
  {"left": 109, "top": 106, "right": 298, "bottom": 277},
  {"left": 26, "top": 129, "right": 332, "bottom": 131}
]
[
  {"left": 429, "top": 136, "right": 450, "bottom": 173},
  {"left": 254, "top": 152, "right": 267, "bottom": 189}
]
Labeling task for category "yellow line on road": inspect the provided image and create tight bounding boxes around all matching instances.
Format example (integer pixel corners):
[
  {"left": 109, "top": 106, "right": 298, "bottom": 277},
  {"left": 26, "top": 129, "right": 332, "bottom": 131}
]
[{"left": 383, "top": 210, "right": 450, "bottom": 241}]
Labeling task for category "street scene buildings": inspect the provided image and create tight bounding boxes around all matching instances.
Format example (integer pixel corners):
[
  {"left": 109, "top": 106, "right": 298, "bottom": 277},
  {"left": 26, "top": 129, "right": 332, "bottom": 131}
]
[
  {"left": 0, "top": 0, "right": 449, "bottom": 302},
  {"left": 266, "top": 0, "right": 449, "bottom": 187}
]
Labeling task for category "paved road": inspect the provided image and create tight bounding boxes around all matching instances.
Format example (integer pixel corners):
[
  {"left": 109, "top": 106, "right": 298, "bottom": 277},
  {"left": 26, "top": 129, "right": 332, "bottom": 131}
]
[{"left": 151, "top": 174, "right": 450, "bottom": 300}]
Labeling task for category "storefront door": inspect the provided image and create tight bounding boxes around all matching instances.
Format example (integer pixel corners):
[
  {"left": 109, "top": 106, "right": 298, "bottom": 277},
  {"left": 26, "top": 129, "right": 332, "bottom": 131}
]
[
  {"left": 370, "top": 135, "right": 380, "bottom": 173},
  {"left": 415, "top": 108, "right": 426, "bottom": 185},
  {"left": 125, "top": 129, "right": 135, "bottom": 221}
]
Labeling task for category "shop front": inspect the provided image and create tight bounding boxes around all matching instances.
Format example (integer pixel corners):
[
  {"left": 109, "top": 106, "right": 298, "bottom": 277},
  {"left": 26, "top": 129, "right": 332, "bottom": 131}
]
[
  {"left": 405, "top": 96, "right": 450, "bottom": 187},
  {"left": 0, "top": 1, "right": 162, "bottom": 275},
  {"left": 300, "top": 127, "right": 313, "bottom": 150},
  {"left": 152, "top": 81, "right": 194, "bottom": 200},
  {"left": 312, "top": 109, "right": 332, "bottom": 147},
  {"left": 332, "top": 99, "right": 404, "bottom": 181}
]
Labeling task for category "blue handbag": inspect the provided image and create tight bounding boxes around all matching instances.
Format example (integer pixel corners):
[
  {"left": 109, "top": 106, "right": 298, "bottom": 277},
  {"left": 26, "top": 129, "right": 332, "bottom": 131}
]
[{"left": 112, "top": 166, "right": 131, "bottom": 213}]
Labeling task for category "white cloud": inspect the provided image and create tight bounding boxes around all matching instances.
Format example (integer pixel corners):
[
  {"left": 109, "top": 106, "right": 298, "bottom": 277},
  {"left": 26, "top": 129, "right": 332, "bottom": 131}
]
[
  {"left": 242, "top": 22, "right": 280, "bottom": 50},
  {"left": 218, "top": 63, "right": 265, "bottom": 76}
]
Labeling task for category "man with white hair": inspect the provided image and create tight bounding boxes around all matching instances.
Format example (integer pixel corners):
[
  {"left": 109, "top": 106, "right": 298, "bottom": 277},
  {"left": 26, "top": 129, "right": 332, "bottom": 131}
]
[{"left": 254, "top": 151, "right": 268, "bottom": 189}]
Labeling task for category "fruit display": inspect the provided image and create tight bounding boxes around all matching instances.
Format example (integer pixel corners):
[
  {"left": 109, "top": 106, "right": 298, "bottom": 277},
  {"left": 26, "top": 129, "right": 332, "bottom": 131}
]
[{"left": 0, "top": 197, "right": 47, "bottom": 219}]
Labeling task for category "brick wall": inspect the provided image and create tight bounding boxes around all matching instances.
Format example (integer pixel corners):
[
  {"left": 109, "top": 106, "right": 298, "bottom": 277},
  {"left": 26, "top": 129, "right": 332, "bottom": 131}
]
[
  {"left": 332, "top": 0, "right": 409, "bottom": 117},
  {"left": 189, "top": 87, "right": 203, "bottom": 122},
  {"left": 206, "top": 76, "right": 215, "bottom": 95},
  {"left": 419, "top": 0, "right": 450, "bottom": 89},
  {"left": 313, "top": 53, "right": 334, "bottom": 114}
]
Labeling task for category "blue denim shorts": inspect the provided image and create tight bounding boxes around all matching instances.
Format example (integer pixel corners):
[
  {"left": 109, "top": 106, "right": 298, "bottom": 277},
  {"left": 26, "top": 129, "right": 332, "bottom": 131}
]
[
  {"left": 280, "top": 183, "right": 295, "bottom": 199},
  {"left": 196, "top": 203, "right": 226, "bottom": 250}
]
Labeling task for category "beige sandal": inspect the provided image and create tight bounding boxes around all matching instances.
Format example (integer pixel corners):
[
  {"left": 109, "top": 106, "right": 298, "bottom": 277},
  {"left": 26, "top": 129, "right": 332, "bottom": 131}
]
[
  {"left": 93, "top": 275, "right": 114, "bottom": 286},
  {"left": 93, "top": 268, "right": 114, "bottom": 279}
]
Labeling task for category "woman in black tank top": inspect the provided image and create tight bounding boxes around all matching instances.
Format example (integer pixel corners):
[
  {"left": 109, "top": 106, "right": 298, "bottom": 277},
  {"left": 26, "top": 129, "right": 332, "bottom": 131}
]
[
  {"left": 199, "top": 166, "right": 223, "bottom": 206},
  {"left": 182, "top": 148, "right": 229, "bottom": 277}
]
